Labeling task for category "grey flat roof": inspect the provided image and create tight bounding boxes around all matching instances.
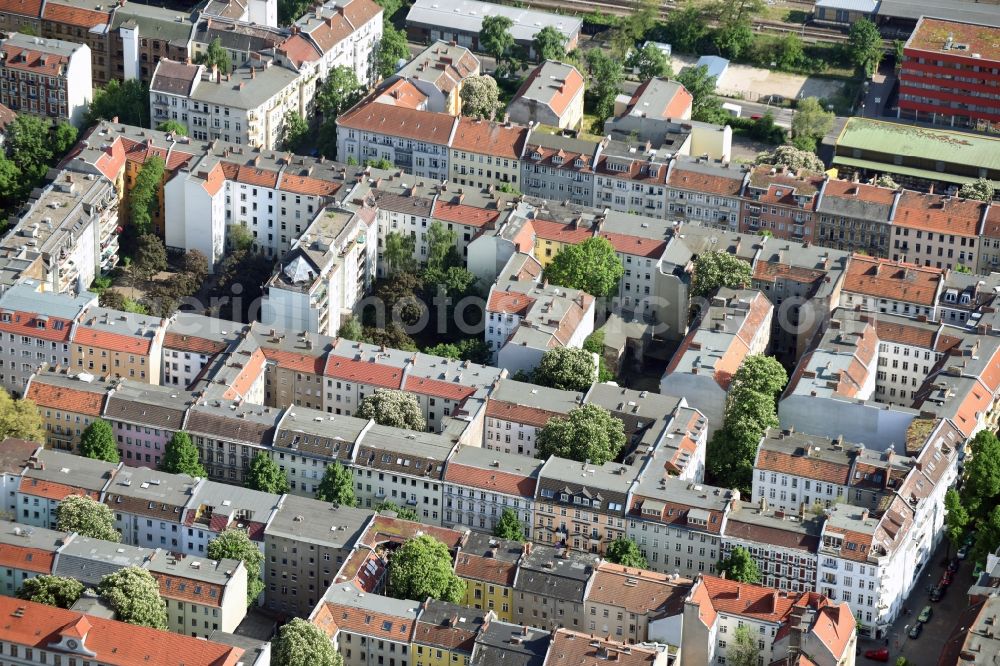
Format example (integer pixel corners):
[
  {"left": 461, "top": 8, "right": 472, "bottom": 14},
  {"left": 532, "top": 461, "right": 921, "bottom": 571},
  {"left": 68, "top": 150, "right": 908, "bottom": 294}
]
[
  {"left": 815, "top": 0, "right": 878, "bottom": 12},
  {"left": 0, "top": 519, "right": 67, "bottom": 550},
  {"left": 104, "top": 466, "right": 200, "bottom": 507},
  {"left": 0, "top": 280, "right": 95, "bottom": 320},
  {"left": 406, "top": 0, "right": 582, "bottom": 42},
  {"left": 25, "top": 449, "right": 117, "bottom": 492},
  {"left": 266, "top": 494, "right": 373, "bottom": 548},
  {"left": 877, "top": 1, "right": 1000, "bottom": 26}
]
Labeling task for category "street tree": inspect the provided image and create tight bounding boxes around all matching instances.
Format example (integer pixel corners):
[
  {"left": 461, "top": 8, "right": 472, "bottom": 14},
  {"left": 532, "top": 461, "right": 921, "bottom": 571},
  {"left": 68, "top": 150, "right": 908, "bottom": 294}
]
[
  {"left": 546, "top": 236, "right": 625, "bottom": 298},
  {"left": 282, "top": 112, "right": 310, "bottom": 153},
  {"left": 959, "top": 177, "right": 995, "bottom": 202},
  {"left": 374, "top": 501, "right": 419, "bottom": 521},
  {"left": 98, "top": 566, "right": 168, "bottom": 629},
  {"left": 376, "top": 24, "right": 410, "bottom": 80},
  {"left": 460, "top": 75, "right": 502, "bottom": 120},
  {"left": 274, "top": 618, "right": 342, "bottom": 666},
  {"left": 494, "top": 508, "right": 525, "bottom": 541},
  {"left": 161, "top": 431, "right": 206, "bottom": 477},
  {"left": 130, "top": 156, "right": 166, "bottom": 237},
  {"left": 677, "top": 65, "right": 725, "bottom": 123},
  {"left": 605, "top": 537, "right": 648, "bottom": 568},
  {"left": 388, "top": 535, "right": 466, "bottom": 603},
  {"left": 245, "top": 452, "right": 290, "bottom": 494},
  {"left": 533, "top": 347, "right": 597, "bottom": 392},
  {"left": 357, "top": 389, "right": 426, "bottom": 431},
  {"left": 585, "top": 50, "right": 625, "bottom": 123},
  {"left": 208, "top": 528, "right": 265, "bottom": 605},
  {"left": 480, "top": 15, "right": 515, "bottom": 75},
  {"left": 716, "top": 546, "right": 761, "bottom": 583},
  {"left": 316, "top": 462, "right": 356, "bottom": 506},
  {"left": 691, "top": 251, "right": 752, "bottom": 298},
  {"left": 316, "top": 66, "right": 364, "bottom": 117},
  {"left": 536, "top": 404, "right": 626, "bottom": 465},
  {"left": 157, "top": 120, "right": 188, "bottom": 135},
  {"left": 729, "top": 355, "right": 788, "bottom": 398},
  {"left": 0, "top": 389, "right": 45, "bottom": 442},
  {"left": 944, "top": 489, "right": 969, "bottom": 551},
  {"left": 791, "top": 97, "right": 834, "bottom": 152},
  {"left": 627, "top": 43, "right": 671, "bottom": 81},
  {"left": 847, "top": 19, "right": 883, "bottom": 77},
  {"left": 133, "top": 234, "right": 168, "bottom": 283},
  {"left": 728, "top": 625, "right": 761, "bottom": 666},
  {"left": 16, "top": 575, "right": 84, "bottom": 609},
  {"left": 961, "top": 430, "right": 1000, "bottom": 522},
  {"left": 57, "top": 495, "right": 121, "bottom": 542},
  {"left": 196, "top": 37, "right": 233, "bottom": 74},
  {"left": 533, "top": 26, "right": 566, "bottom": 62},
  {"left": 973, "top": 504, "right": 1000, "bottom": 567},
  {"left": 754, "top": 145, "right": 824, "bottom": 172},
  {"left": 80, "top": 418, "right": 120, "bottom": 463}
]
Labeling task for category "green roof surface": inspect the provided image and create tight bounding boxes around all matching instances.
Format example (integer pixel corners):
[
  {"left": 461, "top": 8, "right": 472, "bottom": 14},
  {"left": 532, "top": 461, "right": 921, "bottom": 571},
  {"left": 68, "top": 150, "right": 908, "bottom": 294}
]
[{"left": 836, "top": 118, "right": 1000, "bottom": 171}]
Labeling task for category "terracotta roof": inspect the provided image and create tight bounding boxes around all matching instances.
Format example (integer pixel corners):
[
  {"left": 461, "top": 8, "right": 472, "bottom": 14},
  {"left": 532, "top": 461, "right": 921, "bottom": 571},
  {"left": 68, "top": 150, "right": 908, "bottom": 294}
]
[
  {"left": 0, "top": 312, "right": 75, "bottom": 342},
  {"left": 279, "top": 173, "right": 341, "bottom": 197},
  {"left": 0, "top": 44, "right": 69, "bottom": 76},
  {"left": 338, "top": 98, "right": 457, "bottom": 145},
  {"left": 630, "top": 497, "right": 725, "bottom": 534},
  {"left": 487, "top": 290, "right": 536, "bottom": 316},
  {"left": 324, "top": 355, "right": 404, "bottom": 388},
  {"left": 667, "top": 165, "right": 745, "bottom": 196},
  {"left": 724, "top": 515, "right": 820, "bottom": 552},
  {"left": 821, "top": 179, "right": 897, "bottom": 205},
  {"left": 361, "top": 515, "right": 466, "bottom": 550},
  {"left": 0, "top": 544, "right": 55, "bottom": 574},
  {"left": 698, "top": 575, "right": 798, "bottom": 623},
  {"left": 981, "top": 204, "right": 1000, "bottom": 239},
  {"left": 843, "top": 254, "right": 942, "bottom": 306},
  {"left": 484, "top": 399, "right": 558, "bottom": 429},
  {"left": 450, "top": 118, "right": 527, "bottom": 159},
  {"left": 374, "top": 79, "right": 429, "bottom": 109},
  {"left": 261, "top": 348, "right": 325, "bottom": 375},
  {"left": 586, "top": 562, "right": 690, "bottom": 616},
  {"left": 163, "top": 332, "right": 226, "bottom": 356},
  {"left": 404, "top": 375, "right": 476, "bottom": 402},
  {"left": 73, "top": 327, "right": 154, "bottom": 355},
  {"left": 444, "top": 462, "right": 536, "bottom": 498},
  {"left": 823, "top": 527, "right": 874, "bottom": 562},
  {"left": 153, "top": 573, "right": 226, "bottom": 608},
  {"left": 277, "top": 34, "right": 321, "bottom": 67},
  {"left": 755, "top": 448, "right": 851, "bottom": 486},
  {"left": 222, "top": 348, "right": 267, "bottom": 401},
  {"left": 17, "top": 477, "right": 99, "bottom": 502},
  {"left": 413, "top": 616, "right": 477, "bottom": 652},
  {"left": 513, "top": 63, "right": 584, "bottom": 117},
  {"left": 0, "top": 0, "right": 42, "bottom": 17},
  {"left": 454, "top": 552, "right": 518, "bottom": 587},
  {"left": 893, "top": 191, "right": 985, "bottom": 236},
  {"left": 546, "top": 630, "right": 660, "bottom": 666},
  {"left": 872, "top": 319, "right": 961, "bottom": 352},
  {"left": 41, "top": 1, "right": 110, "bottom": 27},
  {"left": 26, "top": 381, "right": 105, "bottom": 417},
  {"left": 752, "top": 260, "right": 827, "bottom": 285},
  {"left": 597, "top": 231, "right": 666, "bottom": 259},
  {"left": 530, "top": 218, "right": 594, "bottom": 245},
  {"left": 809, "top": 602, "right": 856, "bottom": 659},
  {"left": 433, "top": 200, "right": 502, "bottom": 229},
  {"left": 321, "top": 602, "right": 416, "bottom": 642},
  {"left": 231, "top": 164, "right": 279, "bottom": 189},
  {"left": 0, "top": 596, "right": 243, "bottom": 666}
]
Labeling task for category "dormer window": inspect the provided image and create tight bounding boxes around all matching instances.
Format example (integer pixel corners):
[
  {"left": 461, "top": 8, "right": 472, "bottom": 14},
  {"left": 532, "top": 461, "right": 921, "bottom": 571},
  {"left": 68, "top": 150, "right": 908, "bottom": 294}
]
[
  {"left": 574, "top": 158, "right": 584, "bottom": 168},
  {"left": 531, "top": 150, "right": 542, "bottom": 160},
  {"left": 560, "top": 493, "right": 569, "bottom": 501},
  {"left": 960, "top": 293, "right": 971, "bottom": 304},
  {"left": 552, "top": 154, "right": 564, "bottom": 165}
]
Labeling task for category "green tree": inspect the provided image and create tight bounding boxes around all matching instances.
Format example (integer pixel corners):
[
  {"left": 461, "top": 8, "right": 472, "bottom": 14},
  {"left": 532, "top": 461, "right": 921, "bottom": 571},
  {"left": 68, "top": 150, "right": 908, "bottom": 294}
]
[
  {"left": 423, "top": 339, "right": 491, "bottom": 364},
  {"left": 53, "top": 122, "right": 78, "bottom": 156},
  {"left": 244, "top": 452, "right": 290, "bottom": 494},
  {"left": 156, "top": 119, "right": 188, "bottom": 135},
  {"left": 376, "top": 23, "right": 410, "bottom": 80},
  {"left": 480, "top": 15, "right": 515, "bottom": 75},
  {"left": 7, "top": 115, "right": 57, "bottom": 183},
  {"left": 357, "top": 389, "right": 426, "bottom": 431},
  {"left": 494, "top": 508, "right": 525, "bottom": 541},
  {"left": 872, "top": 174, "right": 899, "bottom": 189},
  {"left": 388, "top": 535, "right": 465, "bottom": 603},
  {"left": 130, "top": 156, "right": 166, "bottom": 237},
  {"left": 534, "top": 347, "right": 596, "bottom": 392},
  {"left": 339, "top": 315, "right": 364, "bottom": 341},
  {"left": 374, "top": 501, "right": 420, "bottom": 521},
  {"left": 57, "top": 495, "right": 121, "bottom": 542},
  {"left": 959, "top": 177, "right": 995, "bottom": 202},
  {"left": 282, "top": 112, "right": 310, "bottom": 153},
  {"left": 944, "top": 488, "right": 969, "bottom": 551},
  {"left": 712, "top": 0, "right": 761, "bottom": 60},
  {"left": 628, "top": 43, "right": 671, "bottom": 81},
  {"left": 533, "top": 26, "right": 566, "bottom": 62},
  {"left": 278, "top": 0, "right": 310, "bottom": 25},
  {"left": 79, "top": 418, "right": 119, "bottom": 463},
  {"left": 605, "top": 537, "right": 648, "bottom": 568},
  {"left": 754, "top": 145, "right": 824, "bottom": 172},
  {"left": 0, "top": 154, "right": 24, "bottom": 217},
  {"left": 161, "top": 431, "right": 206, "bottom": 477},
  {"left": 774, "top": 33, "right": 804, "bottom": 70},
  {"left": 731, "top": 355, "right": 788, "bottom": 397},
  {"left": 208, "top": 528, "right": 265, "bottom": 605},
  {"left": 87, "top": 79, "right": 149, "bottom": 128},
  {"left": 316, "top": 462, "right": 356, "bottom": 506},
  {"left": 661, "top": 2, "right": 709, "bottom": 54},
  {"left": 716, "top": 546, "right": 761, "bottom": 583},
  {"left": 316, "top": 116, "right": 338, "bottom": 159},
  {"left": 961, "top": 430, "right": 1000, "bottom": 523},
  {"left": 677, "top": 65, "right": 725, "bottom": 123},
  {"left": 691, "top": 251, "right": 752, "bottom": 298},
  {"left": 133, "top": 234, "right": 168, "bottom": 283},
  {"left": 536, "top": 404, "right": 626, "bottom": 464},
  {"left": 546, "top": 237, "right": 624, "bottom": 298},
  {"left": 972, "top": 504, "right": 1000, "bottom": 567},
  {"left": 98, "top": 566, "right": 167, "bottom": 629},
  {"left": 728, "top": 625, "right": 761, "bottom": 666},
  {"left": 274, "top": 618, "right": 342, "bottom": 666},
  {"left": 460, "top": 75, "right": 502, "bottom": 120},
  {"left": 0, "top": 389, "right": 45, "bottom": 443},
  {"left": 316, "top": 66, "right": 365, "bottom": 117},
  {"left": 16, "top": 575, "right": 84, "bottom": 609},
  {"left": 585, "top": 49, "right": 625, "bottom": 124},
  {"left": 847, "top": 18, "right": 883, "bottom": 78},
  {"left": 791, "top": 97, "right": 834, "bottom": 153},
  {"left": 196, "top": 37, "right": 233, "bottom": 75}
]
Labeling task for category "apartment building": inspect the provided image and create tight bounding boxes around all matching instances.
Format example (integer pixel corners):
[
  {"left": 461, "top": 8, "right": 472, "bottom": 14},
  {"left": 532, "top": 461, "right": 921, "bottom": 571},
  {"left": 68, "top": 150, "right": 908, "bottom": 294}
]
[
  {"left": 511, "top": 543, "right": 599, "bottom": 631},
  {"left": 70, "top": 307, "right": 165, "bottom": 383},
  {"left": 0, "top": 440, "right": 40, "bottom": 519},
  {"left": 430, "top": 188, "right": 513, "bottom": 263},
  {"left": 0, "top": 33, "right": 91, "bottom": 125},
  {"left": 979, "top": 205, "right": 1000, "bottom": 273},
  {"left": 270, "top": 405, "right": 368, "bottom": 495},
  {"left": 899, "top": 17, "right": 1000, "bottom": 131},
  {"left": 454, "top": 532, "right": 523, "bottom": 621},
  {"left": 264, "top": 493, "right": 373, "bottom": 617},
  {"left": 412, "top": 600, "right": 488, "bottom": 666},
  {"left": 507, "top": 60, "right": 585, "bottom": 131},
  {"left": 814, "top": 180, "right": 897, "bottom": 256},
  {"left": 937, "top": 270, "right": 1000, "bottom": 325},
  {"left": 443, "top": 445, "right": 542, "bottom": 537},
  {"left": 104, "top": 381, "right": 193, "bottom": 466},
  {"left": 520, "top": 131, "right": 600, "bottom": 207},
  {"left": 192, "top": 18, "right": 284, "bottom": 71},
  {"left": 162, "top": 313, "right": 242, "bottom": 388},
  {"left": 890, "top": 190, "right": 986, "bottom": 270},
  {"left": 186, "top": 400, "right": 281, "bottom": 485},
  {"left": 0, "top": 519, "right": 64, "bottom": 595},
  {"left": 0, "top": 596, "right": 245, "bottom": 666},
  {"left": 391, "top": 41, "right": 479, "bottom": 115},
  {"left": 286, "top": 0, "right": 382, "bottom": 82},
  {"left": 107, "top": 1, "right": 194, "bottom": 82},
  {"left": 660, "top": 288, "right": 773, "bottom": 432},
  {"left": 0, "top": 171, "right": 119, "bottom": 294},
  {"left": 592, "top": 139, "right": 670, "bottom": 218},
  {"left": 468, "top": 620, "right": 551, "bottom": 666},
  {"left": 664, "top": 157, "right": 747, "bottom": 232},
  {"left": 16, "top": 448, "right": 119, "bottom": 529},
  {"left": 449, "top": 118, "right": 527, "bottom": 190},
  {"left": 103, "top": 464, "right": 201, "bottom": 550},
  {"left": 36, "top": 0, "right": 114, "bottom": 85},
  {"left": 741, "top": 165, "right": 825, "bottom": 241},
  {"left": 839, "top": 254, "right": 943, "bottom": 320},
  {"left": 545, "top": 630, "right": 671, "bottom": 666},
  {"left": 482, "top": 378, "right": 579, "bottom": 458},
  {"left": 182, "top": 480, "right": 281, "bottom": 555},
  {"left": 148, "top": 551, "right": 248, "bottom": 637},
  {"left": 313, "top": 584, "right": 421, "bottom": 666},
  {"left": 25, "top": 368, "right": 110, "bottom": 453},
  {"left": 583, "top": 561, "right": 691, "bottom": 645}
]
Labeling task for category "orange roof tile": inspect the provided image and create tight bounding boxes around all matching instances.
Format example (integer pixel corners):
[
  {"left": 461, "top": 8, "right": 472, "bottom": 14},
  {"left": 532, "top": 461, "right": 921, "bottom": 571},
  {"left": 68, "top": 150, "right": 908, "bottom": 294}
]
[
  {"left": 755, "top": 448, "right": 850, "bottom": 486},
  {"left": 432, "top": 200, "right": 502, "bottom": 229},
  {"left": 513, "top": 64, "right": 584, "bottom": 117},
  {"left": 26, "top": 381, "right": 105, "bottom": 417},
  {"left": 547, "top": 630, "right": 660, "bottom": 666},
  {"left": 153, "top": 573, "right": 225, "bottom": 608},
  {"left": 222, "top": 347, "right": 267, "bottom": 401},
  {"left": 586, "top": 562, "right": 690, "bottom": 616},
  {"left": 338, "top": 98, "right": 457, "bottom": 145},
  {"left": 667, "top": 165, "right": 745, "bottom": 196},
  {"left": 322, "top": 602, "right": 415, "bottom": 641},
  {"left": 324, "top": 355, "right": 404, "bottom": 388},
  {"left": 163, "top": 332, "right": 226, "bottom": 356},
  {"left": 843, "top": 254, "right": 942, "bottom": 306},
  {"left": 0, "top": 0, "right": 41, "bottom": 16},
  {"left": 0, "top": 44, "right": 69, "bottom": 76},
  {"left": 530, "top": 218, "right": 594, "bottom": 245},
  {"left": 0, "top": 311, "right": 75, "bottom": 342},
  {"left": 443, "top": 462, "right": 536, "bottom": 497},
  {"left": 73, "top": 328, "right": 153, "bottom": 355},
  {"left": 261, "top": 348, "right": 326, "bottom": 375},
  {"left": 374, "top": 79, "right": 429, "bottom": 109},
  {"left": 450, "top": 118, "right": 528, "bottom": 159},
  {"left": 0, "top": 544, "right": 55, "bottom": 574},
  {"left": 277, "top": 34, "right": 321, "bottom": 67},
  {"left": 404, "top": 375, "right": 476, "bottom": 402},
  {"left": 486, "top": 290, "right": 535, "bottom": 316},
  {"left": 454, "top": 552, "right": 518, "bottom": 586},
  {"left": 484, "top": 399, "right": 559, "bottom": 429},
  {"left": 17, "top": 477, "right": 98, "bottom": 502},
  {"left": 598, "top": 231, "right": 666, "bottom": 259},
  {"left": 894, "top": 191, "right": 985, "bottom": 237},
  {"left": 698, "top": 575, "right": 798, "bottom": 623},
  {"left": 279, "top": 173, "right": 341, "bottom": 197},
  {"left": 41, "top": 1, "right": 109, "bottom": 26}
]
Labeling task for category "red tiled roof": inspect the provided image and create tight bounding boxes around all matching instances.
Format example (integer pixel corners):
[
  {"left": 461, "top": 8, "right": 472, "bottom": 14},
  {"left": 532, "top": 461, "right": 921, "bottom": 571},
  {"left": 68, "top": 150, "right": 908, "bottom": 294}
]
[
  {"left": 163, "top": 332, "right": 226, "bottom": 356},
  {"left": 0, "top": 544, "right": 55, "bottom": 574},
  {"left": 0, "top": 312, "right": 75, "bottom": 343},
  {"left": 843, "top": 254, "right": 942, "bottom": 306},
  {"left": 232, "top": 164, "right": 279, "bottom": 188},
  {"left": 153, "top": 573, "right": 225, "bottom": 608},
  {"left": 321, "top": 602, "right": 415, "bottom": 641},
  {"left": 450, "top": 118, "right": 527, "bottom": 159},
  {"left": 404, "top": 376, "right": 476, "bottom": 402},
  {"left": 432, "top": 200, "right": 502, "bottom": 229},
  {"left": 26, "top": 381, "right": 105, "bottom": 417},
  {"left": 598, "top": 231, "right": 666, "bottom": 259},
  {"left": 484, "top": 399, "right": 559, "bottom": 428},
  {"left": 699, "top": 575, "right": 798, "bottom": 623},
  {"left": 324, "top": 355, "right": 404, "bottom": 388},
  {"left": 486, "top": 290, "right": 535, "bottom": 316},
  {"left": 513, "top": 63, "right": 584, "bottom": 117},
  {"left": 531, "top": 218, "right": 594, "bottom": 245},
  {"left": 261, "top": 348, "right": 325, "bottom": 375},
  {"left": 667, "top": 165, "right": 745, "bottom": 196},
  {"left": 41, "top": 1, "right": 110, "bottom": 27},
  {"left": 444, "top": 462, "right": 536, "bottom": 497},
  {"left": 755, "top": 448, "right": 850, "bottom": 485},
  {"left": 73, "top": 328, "right": 153, "bottom": 355},
  {"left": 222, "top": 348, "right": 267, "bottom": 401},
  {"left": 822, "top": 179, "right": 897, "bottom": 205},
  {"left": 279, "top": 173, "right": 341, "bottom": 197},
  {"left": 0, "top": 44, "right": 69, "bottom": 76},
  {"left": 454, "top": 552, "right": 518, "bottom": 586},
  {"left": 374, "top": 79, "right": 428, "bottom": 109},
  {"left": 277, "top": 34, "right": 321, "bottom": 67},
  {"left": 547, "top": 630, "right": 660, "bottom": 666},
  {"left": 752, "top": 260, "right": 826, "bottom": 285},
  {"left": 587, "top": 562, "right": 691, "bottom": 615},
  {"left": 17, "top": 477, "right": 98, "bottom": 502},
  {"left": 0, "top": 0, "right": 42, "bottom": 17},
  {"left": 630, "top": 497, "right": 725, "bottom": 534},
  {"left": 894, "top": 191, "right": 985, "bottom": 236},
  {"left": 361, "top": 515, "right": 466, "bottom": 549},
  {"left": 338, "top": 98, "right": 457, "bottom": 145}
]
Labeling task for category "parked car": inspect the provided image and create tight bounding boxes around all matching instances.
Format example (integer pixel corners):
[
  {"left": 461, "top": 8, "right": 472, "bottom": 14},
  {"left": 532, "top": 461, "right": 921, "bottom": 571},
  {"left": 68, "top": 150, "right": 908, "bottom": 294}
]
[
  {"left": 863, "top": 648, "right": 890, "bottom": 662},
  {"left": 948, "top": 558, "right": 959, "bottom": 573},
  {"left": 941, "top": 572, "right": 953, "bottom": 587},
  {"left": 930, "top": 586, "right": 945, "bottom": 601},
  {"left": 918, "top": 606, "right": 933, "bottom": 623},
  {"left": 908, "top": 623, "right": 923, "bottom": 639},
  {"left": 957, "top": 545, "right": 969, "bottom": 559}
]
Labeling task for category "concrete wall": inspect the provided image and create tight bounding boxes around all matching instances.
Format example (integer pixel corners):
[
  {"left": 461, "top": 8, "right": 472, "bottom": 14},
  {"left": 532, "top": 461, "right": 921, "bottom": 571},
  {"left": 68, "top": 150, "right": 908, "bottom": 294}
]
[{"left": 778, "top": 396, "right": 916, "bottom": 453}]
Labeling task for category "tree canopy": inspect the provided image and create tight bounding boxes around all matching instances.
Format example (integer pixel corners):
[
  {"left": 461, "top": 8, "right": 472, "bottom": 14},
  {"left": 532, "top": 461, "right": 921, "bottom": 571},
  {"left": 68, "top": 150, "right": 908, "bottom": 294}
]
[
  {"left": 316, "top": 462, "right": 357, "bottom": 506},
  {"left": 16, "top": 575, "right": 84, "bottom": 609},
  {"left": 374, "top": 501, "right": 420, "bottom": 521},
  {"left": 480, "top": 15, "right": 515, "bottom": 75},
  {"left": 944, "top": 488, "right": 969, "bottom": 551},
  {"left": 628, "top": 43, "right": 671, "bottom": 81},
  {"left": 357, "top": 388, "right": 426, "bottom": 431},
  {"left": 494, "top": 508, "right": 525, "bottom": 541},
  {"left": 79, "top": 419, "right": 119, "bottom": 463},
  {"left": 716, "top": 546, "right": 761, "bottom": 583},
  {"left": 546, "top": 236, "right": 625, "bottom": 298},
  {"left": 754, "top": 145, "right": 824, "bottom": 172},
  {"left": 98, "top": 566, "right": 168, "bottom": 629},
  {"left": 0, "top": 389, "right": 45, "bottom": 443},
  {"left": 87, "top": 79, "right": 149, "bottom": 128},
  {"left": 691, "top": 251, "right": 752, "bottom": 298},
  {"left": 533, "top": 27, "right": 566, "bottom": 62},
  {"left": 388, "top": 535, "right": 466, "bottom": 603},
  {"left": 533, "top": 347, "right": 597, "bottom": 392},
  {"left": 383, "top": 232, "right": 417, "bottom": 275},
  {"left": 728, "top": 625, "right": 761, "bottom": 666},
  {"left": 677, "top": 65, "right": 725, "bottom": 123},
  {"left": 156, "top": 120, "right": 188, "bottom": 136},
  {"left": 585, "top": 50, "right": 625, "bottom": 125},
  {"left": 161, "top": 431, "right": 206, "bottom": 477},
  {"left": 661, "top": 2, "right": 709, "bottom": 54},
  {"left": 791, "top": 97, "right": 834, "bottom": 153},
  {"left": 274, "top": 618, "right": 342, "bottom": 666},
  {"left": 316, "top": 66, "right": 365, "bottom": 117},
  {"left": 208, "top": 528, "right": 265, "bottom": 605},
  {"left": 536, "top": 404, "right": 626, "bottom": 465},
  {"left": 376, "top": 24, "right": 410, "bottom": 80},
  {"left": 130, "top": 156, "right": 166, "bottom": 237},
  {"left": 57, "top": 495, "right": 121, "bottom": 542},
  {"left": 605, "top": 537, "right": 648, "bottom": 568},
  {"left": 847, "top": 19, "right": 883, "bottom": 78},
  {"left": 132, "top": 234, "right": 168, "bottom": 283},
  {"left": 196, "top": 37, "right": 233, "bottom": 75},
  {"left": 282, "top": 112, "right": 310, "bottom": 154},
  {"left": 959, "top": 177, "right": 995, "bottom": 202},
  {"left": 6, "top": 116, "right": 77, "bottom": 184},
  {"left": 460, "top": 75, "right": 502, "bottom": 120},
  {"left": 245, "top": 452, "right": 290, "bottom": 494}
]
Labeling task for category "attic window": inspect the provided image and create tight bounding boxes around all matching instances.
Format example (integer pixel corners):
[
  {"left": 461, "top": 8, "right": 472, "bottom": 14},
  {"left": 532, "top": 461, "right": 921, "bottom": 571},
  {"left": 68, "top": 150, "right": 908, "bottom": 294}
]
[
  {"left": 382, "top": 620, "right": 393, "bottom": 631},
  {"left": 574, "top": 158, "right": 584, "bottom": 168},
  {"left": 552, "top": 155, "right": 563, "bottom": 165}
]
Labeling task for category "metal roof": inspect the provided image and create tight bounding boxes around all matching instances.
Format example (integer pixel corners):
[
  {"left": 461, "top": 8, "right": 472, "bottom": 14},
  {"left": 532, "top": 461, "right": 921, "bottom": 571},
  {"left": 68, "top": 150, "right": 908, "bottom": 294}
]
[{"left": 405, "top": 0, "right": 582, "bottom": 43}]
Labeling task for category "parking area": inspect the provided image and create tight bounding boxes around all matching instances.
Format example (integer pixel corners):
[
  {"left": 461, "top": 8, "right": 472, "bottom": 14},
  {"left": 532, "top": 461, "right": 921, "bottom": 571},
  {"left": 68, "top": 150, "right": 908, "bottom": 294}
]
[
  {"left": 857, "top": 538, "right": 972, "bottom": 666},
  {"left": 669, "top": 54, "right": 847, "bottom": 103}
]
